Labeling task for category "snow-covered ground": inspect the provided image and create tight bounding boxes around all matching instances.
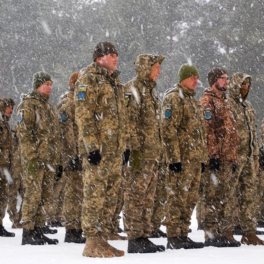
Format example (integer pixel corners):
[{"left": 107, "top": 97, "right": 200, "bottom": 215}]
[{"left": 1, "top": 211, "right": 264, "bottom": 264}]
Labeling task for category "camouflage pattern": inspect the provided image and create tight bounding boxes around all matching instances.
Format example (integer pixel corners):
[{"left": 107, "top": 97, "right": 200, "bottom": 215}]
[
  {"left": 161, "top": 84, "right": 207, "bottom": 237},
  {"left": 200, "top": 87, "right": 238, "bottom": 164},
  {"left": 58, "top": 89, "right": 83, "bottom": 230},
  {"left": 74, "top": 62, "right": 125, "bottom": 237},
  {"left": 123, "top": 54, "right": 164, "bottom": 240},
  {"left": 227, "top": 72, "right": 259, "bottom": 234},
  {"left": 7, "top": 129, "right": 24, "bottom": 225},
  {"left": 202, "top": 164, "right": 237, "bottom": 239},
  {"left": 16, "top": 91, "right": 62, "bottom": 230},
  {"left": 123, "top": 160, "right": 158, "bottom": 239},
  {"left": 151, "top": 157, "right": 167, "bottom": 232},
  {"left": 0, "top": 99, "right": 13, "bottom": 225},
  {"left": 164, "top": 161, "right": 202, "bottom": 237},
  {"left": 63, "top": 169, "right": 83, "bottom": 230},
  {"left": 200, "top": 85, "right": 238, "bottom": 238}
]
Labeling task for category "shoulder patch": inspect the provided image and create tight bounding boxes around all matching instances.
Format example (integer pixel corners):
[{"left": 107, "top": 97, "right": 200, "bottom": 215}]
[
  {"left": 17, "top": 109, "right": 24, "bottom": 123},
  {"left": 77, "top": 85, "right": 88, "bottom": 100},
  {"left": 204, "top": 108, "right": 212, "bottom": 120},
  {"left": 60, "top": 113, "right": 68, "bottom": 121},
  {"left": 125, "top": 93, "right": 131, "bottom": 107},
  {"left": 165, "top": 104, "right": 171, "bottom": 118}
]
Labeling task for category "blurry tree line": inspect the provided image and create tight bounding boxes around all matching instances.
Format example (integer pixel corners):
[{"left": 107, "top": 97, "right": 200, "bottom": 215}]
[{"left": 1, "top": 0, "right": 264, "bottom": 132}]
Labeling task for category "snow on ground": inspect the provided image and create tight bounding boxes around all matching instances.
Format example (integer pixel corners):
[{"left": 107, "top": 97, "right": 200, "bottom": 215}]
[{"left": 1, "top": 211, "right": 264, "bottom": 264}]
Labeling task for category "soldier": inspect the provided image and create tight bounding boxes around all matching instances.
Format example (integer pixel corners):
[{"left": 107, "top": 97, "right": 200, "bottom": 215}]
[
  {"left": 7, "top": 125, "right": 24, "bottom": 229},
  {"left": 123, "top": 54, "right": 165, "bottom": 254},
  {"left": 75, "top": 41, "right": 126, "bottom": 258},
  {"left": 227, "top": 72, "right": 264, "bottom": 245},
  {"left": 0, "top": 98, "right": 15, "bottom": 237},
  {"left": 57, "top": 71, "right": 85, "bottom": 243},
  {"left": 17, "top": 71, "right": 63, "bottom": 245},
  {"left": 162, "top": 63, "right": 207, "bottom": 250},
  {"left": 200, "top": 68, "right": 240, "bottom": 247}
]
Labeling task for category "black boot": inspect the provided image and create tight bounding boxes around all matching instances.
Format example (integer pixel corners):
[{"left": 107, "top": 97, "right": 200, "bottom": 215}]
[
  {"left": 128, "top": 237, "right": 157, "bottom": 253},
  {"left": 35, "top": 227, "right": 59, "bottom": 245},
  {"left": 149, "top": 229, "right": 167, "bottom": 238},
  {"left": 64, "top": 229, "right": 86, "bottom": 243},
  {"left": 257, "top": 221, "right": 264, "bottom": 228},
  {"left": 167, "top": 236, "right": 186, "bottom": 249},
  {"left": 205, "top": 236, "right": 241, "bottom": 247},
  {"left": 0, "top": 225, "right": 15, "bottom": 237},
  {"left": 117, "top": 227, "right": 123, "bottom": 233},
  {"left": 22, "top": 228, "right": 45, "bottom": 245},
  {"left": 180, "top": 236, "right": 204, "bottom": 249},
  {"left": 42, "top": 224, "right": 58, "bottom": 234},
  {"left": 143, "top": 237, "right": 165, "bottom": 252},
  {"left": 256, "top": 230, "right": 264, "bottom": 235},
  {"left": 233, "top": 225, "right": 243, "bottom": 235}
]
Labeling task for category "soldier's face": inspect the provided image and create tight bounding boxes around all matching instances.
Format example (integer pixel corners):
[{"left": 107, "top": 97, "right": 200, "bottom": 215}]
[
  {"left": 97, "top": 53, "right": 118, "bottom": 75},
  {"left": 149, "top": 62, "right": 161, "bottom": 82},
  {"left": 5, "top": 105, "right": 13, "bottom": 118},
  {"left": 181, "top": 76, "right": 198, "bottom": 90},
  {"left": 37, "top": 81, "right": 53, "bottom": 96},
  {"left": 216, "top": 74, "right": 229, "bottom": 91}
]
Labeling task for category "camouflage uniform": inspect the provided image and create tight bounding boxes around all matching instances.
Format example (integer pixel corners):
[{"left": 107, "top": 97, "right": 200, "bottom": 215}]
[
  {"left": 227, "top": 73, "right": 259, "bottom": 234},
  {"left": 7, "top": 128, "right": 24, "bottom": 226},
  {"left": 200, "top": 87, "right": 238, "bottom": 239},
  {"left": 58, "top": 89, "right": 83, "bottom": 231},
  {"left": 0, "top": 100, "right": 13, "bottom": 226},
  {"left": 162, "top": 84, "right": 207, "bottom": 238},
  {"left": 16, "top": 91, "right": 62, "bottom": 230},
  {"left": 123, "top": 54, "right": 164, "bottom": 240},
  {"left": 74, "top": 62, "right": 125, "bottom": 238}
]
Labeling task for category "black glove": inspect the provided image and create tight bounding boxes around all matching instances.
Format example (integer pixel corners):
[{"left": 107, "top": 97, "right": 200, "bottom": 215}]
[
  {"left": 169, "top": 162, "right": 182, "bottom": 173},
  {"left": 69, "top": 157, "right": 82, "bottom": 171},
  {"left": 55, "top": 165, "right": 63, "bottom": 181},
  {"left": 232, "top": 165, "right": 236, "bottom": 174},
  {"left": 123, "top": 149, "right": 130, "bottom": 165},
  {"left": 209, "top": 158, "right": 220, "bottom": 171},
  {"left": 88, "top": 150, "right": 101, "bottom": 165},
  {"left": 201, "top": 163, "right": 205, "bottom": 173}
]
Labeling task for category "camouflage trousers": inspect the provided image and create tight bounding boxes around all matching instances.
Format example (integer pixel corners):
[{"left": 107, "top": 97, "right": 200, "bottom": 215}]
[
  {"left": 202, "top": 163, "right": 236, "bottom": 239},
  {"left": 196, "top": 191, "right": 206, "bottom": 229},
  {"left": 0, "top": 167, "right": 8, "bottom": 225},
  {"left": 21, "top": 163, "right": 55, "bottom": 230},
  {"left": 151, "top": 163, "right": 167, "bottom": 232},
  {"left": 163, "top": 161, "right": 201, "bottom": 237},
  {"left": 256, "top": 169, "right": 264, "bottom": 222},
  {"left": 7, "top": 166, "right": 24, "bottom": 224},
  {"left": 231, "top": 156, "right": 257, "bottom": 233},
  {"left": 123, "top": 160, "right": 158, "bottom": 240},
  {"left": 47, "top": 172, "right": 66, "bottom": 224},
  {"left": 63, "top": 168, "right": 83, "bottom": 230},
  {"left": 82, "top": 154, "right": 122, "bottom": 238},
  {"left": 112, "top": 164, "right": 127, "bottom": 233}
]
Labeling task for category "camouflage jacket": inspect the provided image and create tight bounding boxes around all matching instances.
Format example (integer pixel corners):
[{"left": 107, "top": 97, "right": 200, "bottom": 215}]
[
  {"left": 74, "top": 62, "right": 125, "bottom": 157},
  {"left": 0, "top": 113, "right": 12, "bottom": 169},
  {"left": 162, "top": 84, "right": 208, "bottom": 164},
  {"left": 227, "top": 72, "right": 258, "bottom": 160},
  {"left": 200, "top": 87, "right": 238, "bottom": 164},
  {"left": 125, "top": 54, "right": 164, "bottom": 161},
  {"left": 16, "top": 91, "right": 62, "bottom": 168},
  {"left": 57, "top": 89, "right": 79, "bottom": 167}
]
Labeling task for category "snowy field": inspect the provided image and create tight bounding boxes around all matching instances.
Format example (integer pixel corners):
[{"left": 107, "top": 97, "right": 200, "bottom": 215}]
[{"left": 1, "top": 211, "right": 264, "bottom": 264}]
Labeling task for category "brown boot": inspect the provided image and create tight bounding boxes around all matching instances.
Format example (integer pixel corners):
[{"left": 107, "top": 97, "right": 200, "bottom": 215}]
[
  {"left": 224, "top": 231, "right": 237, "bottom": 242},
  {"left": 104, "top": 233, "right": 127, "bottom": 240},
  {"left": 12, "top": 222, "right": 23, "bottom": 229},
  {"left": 241, "top": 233, "right": 264, "bottom": 245},
  {"left": 82, "top": 236, "right": 124, "bottom": 258}
]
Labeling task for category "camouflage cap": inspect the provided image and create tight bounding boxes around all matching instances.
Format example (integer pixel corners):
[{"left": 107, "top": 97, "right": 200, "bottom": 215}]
[
  {"left": 69, "top": 72, "right": 79, "bottom": 89},
  {"left": 207, "top": 67, "right": 227, "bottom": 87},
  {"left": 32, "top": 71, "right": 52, "bottom": 90},
  {"left": 178, "top": 63, "right": 199, "bottom": 83},
  {"left": 93, "top": 41, "right": 118, "bottom": 62},
  {"left": 0, "top": 98, "right": 15, "bottom": 113}
]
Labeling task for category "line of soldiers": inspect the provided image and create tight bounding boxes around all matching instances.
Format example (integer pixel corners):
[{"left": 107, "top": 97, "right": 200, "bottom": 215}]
[{"left": 1, "top": 41, "right": 264, "bottom": 258}]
